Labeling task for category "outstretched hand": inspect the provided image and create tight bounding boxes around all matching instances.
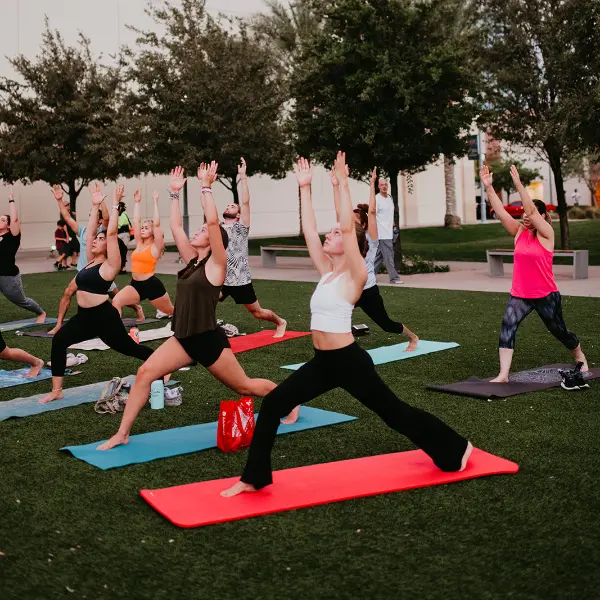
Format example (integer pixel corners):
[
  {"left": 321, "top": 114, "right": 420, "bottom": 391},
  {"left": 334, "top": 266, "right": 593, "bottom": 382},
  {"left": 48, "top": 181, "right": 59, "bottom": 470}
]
[
  {"left": 88, "top": 182, "right": 105, "bottom": 206},
  {"left": 294, "top": 157, "right": 312, "bottom": 188},
  {"left": 329, "top": 169, "right": 339, "bottom": 187},
  {"left": 133, "top": 189, "right": 142, "bottom": 204},
  {"left": 8, "top": 187, "right": 14, "bottom": 202},
  {"left": 152, "top": 190, "right": 159, "bottom": 203},
  {"left": 51, "top": 184, "right": 63, "bottom": 202},
  {"left": 370, "top": 166, "right": 377, "bottom": 186},
  {"left": 198, "top": 161, "right": 218, "bottom": 187},
  {"left": 333, "top": 151, "right": 349, "bottom": 182},
  {"left": 170, "top": 166, "right": 187, "bottom": 192},
  {"left": 480, "top": 165, "right": 493, "bottom": 188},
  {"left": 114, "top": 184, "right": 125, "bottom": 205},
  {"left": 510, "top": 165, "right": 522, "bottom": 186},
  {"left": 238, "top": 157, "right": 247, "bottom": 178}
]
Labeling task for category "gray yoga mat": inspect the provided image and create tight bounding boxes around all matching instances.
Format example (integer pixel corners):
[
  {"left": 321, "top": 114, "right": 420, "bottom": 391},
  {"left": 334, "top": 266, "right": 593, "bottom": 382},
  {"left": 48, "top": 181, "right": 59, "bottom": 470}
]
[
  {"left": 0, "top": 318, "right": 58, "bottom": 333},
  {"left": 428, "top": 364, "right": 600, "bottom": 400},
  {"left": 19, "top": 317, "right": 162, "bottom": 338}
]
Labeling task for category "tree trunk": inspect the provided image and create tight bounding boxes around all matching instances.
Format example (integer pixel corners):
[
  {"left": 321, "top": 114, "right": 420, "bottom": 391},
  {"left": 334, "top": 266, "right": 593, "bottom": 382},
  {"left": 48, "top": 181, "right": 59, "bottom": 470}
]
[
  {"left": 231, "top": 173, "right": 240, "bottom": 205},
  {"left": 386, "top": 165, "right": 403, "bottom": 273},
  {"left": 546, "top": 148, "right": 570, "bottom": 249},
  {"left": 443, "top": 155, "right": 462, "bottom": 229}
]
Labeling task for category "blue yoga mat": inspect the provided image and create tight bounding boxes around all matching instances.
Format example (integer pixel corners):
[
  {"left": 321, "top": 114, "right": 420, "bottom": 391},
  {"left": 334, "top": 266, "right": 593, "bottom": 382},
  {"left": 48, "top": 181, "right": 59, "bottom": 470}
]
[
  {"left": 0, "top": 317, "right": 58, "bottom": 333},
  {"left": 280, "top": 340, "right": 460, "bottom": 371},
  {"left": 0, "top": 367, "right": 53, "bottom": 389},
  {"left": 0, "top": 376, "right": 135, "bottom": 421},
  {"left": 61, "top": 406, "right": 357, "bottom": 470}
]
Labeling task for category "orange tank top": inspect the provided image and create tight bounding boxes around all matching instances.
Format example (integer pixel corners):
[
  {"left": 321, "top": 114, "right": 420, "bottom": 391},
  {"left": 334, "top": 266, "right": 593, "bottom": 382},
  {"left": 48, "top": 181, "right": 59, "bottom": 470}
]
[{"left": 131, "top": 244, "right": 158, "bottom": 275}]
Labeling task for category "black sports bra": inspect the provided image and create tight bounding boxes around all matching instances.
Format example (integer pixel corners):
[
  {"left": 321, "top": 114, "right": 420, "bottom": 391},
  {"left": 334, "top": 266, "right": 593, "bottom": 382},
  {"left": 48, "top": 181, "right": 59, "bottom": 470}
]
[{"left": 75, "top": 262, "right": 113, "bottom": 295}]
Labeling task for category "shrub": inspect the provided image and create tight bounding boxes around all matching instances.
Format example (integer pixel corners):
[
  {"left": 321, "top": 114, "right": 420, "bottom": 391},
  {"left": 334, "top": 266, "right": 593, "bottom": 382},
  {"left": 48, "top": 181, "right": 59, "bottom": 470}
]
[
  {"left": 568, "top": 206, "right": 586, "bottom": 219},
  {"left": 584, "top": 206, "right": 600, "bottom": 219}
]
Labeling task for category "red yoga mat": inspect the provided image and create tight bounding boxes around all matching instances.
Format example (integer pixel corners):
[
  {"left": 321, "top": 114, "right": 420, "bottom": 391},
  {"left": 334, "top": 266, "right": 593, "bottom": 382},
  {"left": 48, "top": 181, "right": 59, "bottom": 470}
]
[
  {"left": 140, "top": 448, "right": 518, "bottom": 528},
  {"left": 229, "top": 330, "right": 310, "bottom": 353}
]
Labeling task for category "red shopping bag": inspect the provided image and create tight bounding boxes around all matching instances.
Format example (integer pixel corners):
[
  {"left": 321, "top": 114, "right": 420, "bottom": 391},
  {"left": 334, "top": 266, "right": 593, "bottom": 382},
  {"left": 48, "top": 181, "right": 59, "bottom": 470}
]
[{"left": 217, "top": 397, "right": 255, "bottom": 452}]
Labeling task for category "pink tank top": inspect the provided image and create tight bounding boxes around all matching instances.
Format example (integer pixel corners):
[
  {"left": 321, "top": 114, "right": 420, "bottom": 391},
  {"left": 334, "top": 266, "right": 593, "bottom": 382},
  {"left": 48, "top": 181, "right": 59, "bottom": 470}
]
[{"left": 510, "top": 230, "right": 558, "bottom": 298}]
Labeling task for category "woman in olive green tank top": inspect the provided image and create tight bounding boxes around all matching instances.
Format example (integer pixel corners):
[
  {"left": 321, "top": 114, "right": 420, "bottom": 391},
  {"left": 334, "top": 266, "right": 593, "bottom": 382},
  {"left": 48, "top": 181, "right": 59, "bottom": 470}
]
[{"left": 99, "top": 162, "right": 277, "bottom": 451}]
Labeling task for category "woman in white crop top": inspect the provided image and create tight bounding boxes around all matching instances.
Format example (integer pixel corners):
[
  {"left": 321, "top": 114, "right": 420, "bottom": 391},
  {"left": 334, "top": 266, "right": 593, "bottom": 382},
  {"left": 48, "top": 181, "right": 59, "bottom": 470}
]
[
  {"left": 330, "top": 166, "right": 419, "bottom": 350},
  {"left": 222, "top": 153, "right": 472, "bottom": 498}
]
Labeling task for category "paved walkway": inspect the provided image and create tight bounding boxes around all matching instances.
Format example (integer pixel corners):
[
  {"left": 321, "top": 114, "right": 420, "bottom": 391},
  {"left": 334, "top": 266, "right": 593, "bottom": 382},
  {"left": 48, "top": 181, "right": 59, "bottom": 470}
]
[{"left": 16, "top": 252, "right": 600, "bottom": 298}]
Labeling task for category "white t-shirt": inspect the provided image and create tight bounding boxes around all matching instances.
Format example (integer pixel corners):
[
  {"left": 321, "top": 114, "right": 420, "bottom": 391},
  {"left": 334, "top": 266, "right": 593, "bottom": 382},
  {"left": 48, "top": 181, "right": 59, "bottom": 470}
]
[
  {"left": 223, "top": 221, "right": 251, "bottom": 286},
  {"left": 376, "top": 193, "right": 394, "bottom": 240}
]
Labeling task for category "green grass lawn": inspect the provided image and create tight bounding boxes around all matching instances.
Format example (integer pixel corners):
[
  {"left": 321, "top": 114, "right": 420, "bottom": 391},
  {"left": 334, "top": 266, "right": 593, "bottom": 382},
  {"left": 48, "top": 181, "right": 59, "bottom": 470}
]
[{"left": 1, "top": 272, "right": 599, "bottom": 599}]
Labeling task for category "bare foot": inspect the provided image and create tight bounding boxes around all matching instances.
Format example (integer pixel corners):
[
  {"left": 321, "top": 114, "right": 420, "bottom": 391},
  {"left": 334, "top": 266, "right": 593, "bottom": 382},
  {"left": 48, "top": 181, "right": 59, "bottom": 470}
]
[
  {"left": 24, "top": 359, "right": 45, "bottom": 379},
  {"left": 97, "top": 432, "right": 129, "bottom": 450},
  {"left": 281, "top": 405, "right": 300, "bottom": 425},
  {"left": 490, "top": 376, "right": 509, "bottom": 383},
  {"left": 405, "top": 335, "right": 419, "bottom": 352},
  {"left": 220, "top": 481, "right": 257, "bottom": 497},
  {"left": 36, "top": 312, "right": 47, "bottom": 324},
  {"left": 38, "top": 388, "right": 63, "bottom": 404},
  {"left": 46, "top": 325, "right": 60, "bottom": 336},
  {"left": 163, "top": 372, "right": 172, "bottom": 384},
  {"left": 135, "top": 307, "right": 146, "bottom": 323},
  {"left": 274, "top": 319, "right": 287, "bottom": 339}
]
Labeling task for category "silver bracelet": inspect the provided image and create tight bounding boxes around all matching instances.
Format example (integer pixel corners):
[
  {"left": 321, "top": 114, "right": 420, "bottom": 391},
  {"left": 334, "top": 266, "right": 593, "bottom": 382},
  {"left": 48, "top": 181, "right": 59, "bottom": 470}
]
[
  {"left": 169, "top": 190, "right": 179, "bottom": 199},
  {"left": 201, "top": 187, "right": 213, "bottom": 194},
  {"left": 112, "top": 204, "right": 119, "bottom": 210}
]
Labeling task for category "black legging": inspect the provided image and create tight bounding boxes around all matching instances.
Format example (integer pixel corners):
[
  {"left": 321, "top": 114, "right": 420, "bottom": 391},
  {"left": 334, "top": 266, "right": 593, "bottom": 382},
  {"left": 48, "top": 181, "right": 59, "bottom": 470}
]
[
  {"left": 499, "top": 292, "right": 580, "bottom": 350},
  {"left": 355, "top": 285, "right": 404, "bottom": 334},
  {"left": 51, "top": 301, "right": 153, "bottom": 376},
  {"left": 241, "top": 342, "right": 468, "bottom": 489}
]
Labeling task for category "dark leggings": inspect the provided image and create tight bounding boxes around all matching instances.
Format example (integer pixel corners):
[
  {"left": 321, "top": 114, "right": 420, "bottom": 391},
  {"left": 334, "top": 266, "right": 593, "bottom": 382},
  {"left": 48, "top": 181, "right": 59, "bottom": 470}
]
[
  {"left": 51, "top": 301, "right": 153, "bottom": 376},
  {"left": 499, "top": 292, "right": 580, "bottom": 350},
  {"left": 241, "top": 342, "right": 468, "bottom": 489},
  {"left": 355, "top": 285, "right": 404, "bottom": 334}
]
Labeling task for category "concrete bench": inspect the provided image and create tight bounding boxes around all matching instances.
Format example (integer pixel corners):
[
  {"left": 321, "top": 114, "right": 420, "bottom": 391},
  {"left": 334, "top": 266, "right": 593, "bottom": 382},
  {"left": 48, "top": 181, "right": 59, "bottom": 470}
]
[
  {"left": 260, "top": 245, "right": 310, "bottom": 267},
  {"left": 486, "top": 249, "right": 589, "bottom": 279}
]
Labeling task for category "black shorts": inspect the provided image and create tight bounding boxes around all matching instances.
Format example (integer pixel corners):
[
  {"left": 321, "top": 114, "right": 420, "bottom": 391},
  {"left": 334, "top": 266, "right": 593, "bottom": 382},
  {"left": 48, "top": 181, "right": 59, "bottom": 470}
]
[
  {"left": 219, "top": 283, "right": 257, "bottom": 305},
  {"left": 0, "top": 331, "right": 6, "bottom": 353},
  {"left": 176, "top": 327, "right": 231, "bottom": 368},
  {"left": 68, "top": 238, "right": 80, "bottom": 254},
  {"left": 130, "top": 276, "right": 167, "bottom": 302}
]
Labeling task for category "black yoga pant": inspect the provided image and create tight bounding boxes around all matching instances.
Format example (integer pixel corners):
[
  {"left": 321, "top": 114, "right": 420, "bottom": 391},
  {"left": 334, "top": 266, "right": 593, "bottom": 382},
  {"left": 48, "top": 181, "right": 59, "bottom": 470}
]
[
  {"left": 0, "top": 330, "right": 6, "bottom": 353},
  {"left": 499, "top": 292, "right": 579, "bottom": 350},
  {"left": 51, "top": 301, "right": 153, "bottom": 376},
  {"left": 241, "top": 342, "right": 468, "bottom": 489},
  {"left": 356, "top": 285, "right": 404, "bottom": 334}
]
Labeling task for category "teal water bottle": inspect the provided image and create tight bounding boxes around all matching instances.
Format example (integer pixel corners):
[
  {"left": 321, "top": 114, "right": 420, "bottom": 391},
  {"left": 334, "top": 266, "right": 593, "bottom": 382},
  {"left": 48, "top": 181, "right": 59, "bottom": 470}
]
[{"left": 150, "top": 380, "right": 164, "bottom": 410}]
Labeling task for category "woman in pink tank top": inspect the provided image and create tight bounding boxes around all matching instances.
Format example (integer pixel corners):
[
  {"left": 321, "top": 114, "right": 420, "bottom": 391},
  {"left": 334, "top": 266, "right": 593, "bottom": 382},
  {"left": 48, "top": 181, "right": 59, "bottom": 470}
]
[{"left": 481, "top": 165, "right": 587, "bottom": 383}]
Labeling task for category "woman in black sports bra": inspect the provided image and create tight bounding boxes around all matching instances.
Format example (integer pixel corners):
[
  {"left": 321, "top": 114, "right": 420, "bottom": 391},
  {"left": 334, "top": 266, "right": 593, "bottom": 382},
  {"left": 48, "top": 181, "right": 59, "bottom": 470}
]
[
  {"left": 98, "top": 163, "right": 277, "bottom": 451},
  {"left": 39, "top": 183, "right": 155, "bottom": 404}
]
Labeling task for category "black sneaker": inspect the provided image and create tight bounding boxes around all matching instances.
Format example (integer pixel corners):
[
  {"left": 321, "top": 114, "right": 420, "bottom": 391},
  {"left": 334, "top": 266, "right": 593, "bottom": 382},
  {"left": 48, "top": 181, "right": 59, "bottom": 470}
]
[{"left": 559, "top": 362, "right": 590, "bottom": 391}]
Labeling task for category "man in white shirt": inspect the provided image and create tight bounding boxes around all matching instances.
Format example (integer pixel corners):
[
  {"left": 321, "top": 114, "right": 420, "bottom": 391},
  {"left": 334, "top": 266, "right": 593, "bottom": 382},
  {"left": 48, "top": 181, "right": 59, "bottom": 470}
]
[
  {"left": 571, "top": 189, "right": 581, "bottom": 206},
  {"left": 374, "top": 178, "right": 402, "bottom": 284}
]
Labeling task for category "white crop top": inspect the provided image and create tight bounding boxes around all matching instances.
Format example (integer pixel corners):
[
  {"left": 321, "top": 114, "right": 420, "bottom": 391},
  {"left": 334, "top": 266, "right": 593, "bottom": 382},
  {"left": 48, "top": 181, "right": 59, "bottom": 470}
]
[{"left": 310, "top": 272, "right": 354, "bottom": 334}]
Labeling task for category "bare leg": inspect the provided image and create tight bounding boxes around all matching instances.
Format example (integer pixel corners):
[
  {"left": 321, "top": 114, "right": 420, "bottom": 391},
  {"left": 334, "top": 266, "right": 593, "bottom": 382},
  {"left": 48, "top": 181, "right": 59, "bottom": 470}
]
[
  {"left": 38, "top": 375, "right": 64, "bottom": 403},
  {"left": 97, "top": 337, "right": 192, "bottom": 450},
  {"left": 245, "top": 301, "right": 287, "bottom": 338},
  {"left": 571, "top": 344, "right": 588, "bottom": 371},
  {"left": 47, "top": 279, "right": 77, "bottom": 334},
  {"left": 109, "top": 286, "right": 145, "bottom": 321},
  {"left": 150, "top": 293, "right": 174, "bottom": 317},
  {"left": 491, "top": 348, "right": 513, "bottom": 382},
  {"left": 111, "top": 285, "right": 141, "bottom": 318},
  {"left": 0, "top": 347, "right": 44, "bottom": 378}
]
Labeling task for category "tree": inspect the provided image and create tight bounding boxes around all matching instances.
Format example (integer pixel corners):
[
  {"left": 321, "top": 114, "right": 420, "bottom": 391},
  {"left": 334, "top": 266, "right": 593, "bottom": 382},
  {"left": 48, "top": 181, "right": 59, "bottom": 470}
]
[
  {"left": 125, "top": 0, "right": 292, "bottom": 205},
  {"left": 477, "top": 0, "right": 600, "bottom": 248},
  {"left": 291, "top": 0, "right": 481, "bottom": 267},
  {"left": 483, "top": 157, "right": 541, "bottom": 202},
  {"left": 443, "top": 156, "right": 460, "bottom": 229},
  {"left": 564, "top": 153, "right": 600, "bottom": 208},
  {"left": 0, "top": 20, "right": 138, "bottom": 212}
]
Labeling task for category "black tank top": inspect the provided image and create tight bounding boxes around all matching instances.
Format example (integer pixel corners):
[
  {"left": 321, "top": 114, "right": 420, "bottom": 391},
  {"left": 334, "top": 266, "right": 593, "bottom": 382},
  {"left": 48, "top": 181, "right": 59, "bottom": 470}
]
[
  {"left": 172, "top": 255, "right": 221, "bottom": 338},
  {"left": 75, "top": 262, "right": 113, "bottom": 295}
]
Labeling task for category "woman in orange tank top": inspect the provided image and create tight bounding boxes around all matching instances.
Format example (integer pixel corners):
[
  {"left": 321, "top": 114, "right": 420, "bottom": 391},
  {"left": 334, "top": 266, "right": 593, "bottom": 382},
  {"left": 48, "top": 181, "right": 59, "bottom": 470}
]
[{"left": 112, "top": 190, "right": 174, "bottom": 318}]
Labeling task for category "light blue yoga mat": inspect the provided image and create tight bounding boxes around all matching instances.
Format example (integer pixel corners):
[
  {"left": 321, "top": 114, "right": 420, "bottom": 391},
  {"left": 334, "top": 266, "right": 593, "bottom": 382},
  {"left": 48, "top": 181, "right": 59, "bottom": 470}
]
[
  {"left": 0, "top": 317, "right": 58, "bottom": 332},
  {"left": 280, "top": 340, "right": 460, "bottom": 371},
  {"left": 0, "top": 376, "right": 135, "bottom": 421},
  {"left": 61, "top": 406, "right": 357, "bottom": 470},
  {"left": 0, "top": 367, "right": 53, "bottom": 389}
]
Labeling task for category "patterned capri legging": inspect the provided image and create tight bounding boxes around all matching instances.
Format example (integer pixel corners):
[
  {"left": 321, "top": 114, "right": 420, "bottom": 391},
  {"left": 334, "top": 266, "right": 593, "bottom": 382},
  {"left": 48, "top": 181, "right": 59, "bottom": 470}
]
[{"left": 499, "top": 292, "right": 579, "bottom": 350}]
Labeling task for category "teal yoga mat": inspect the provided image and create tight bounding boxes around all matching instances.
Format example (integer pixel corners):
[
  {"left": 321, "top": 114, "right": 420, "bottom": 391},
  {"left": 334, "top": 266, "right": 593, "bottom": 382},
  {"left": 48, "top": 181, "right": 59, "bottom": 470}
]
[
  {"left": 0, "top": 376, "right": 135, "bottom": 420},
  {"left": 0, "top": 317, "right": 58, "bottom": 332},
  {"left": 61, "top": 406, "right": 357, "bottom": 470},
  {"left": 280, "top": 340, "right": 460, "bottom": 371}
]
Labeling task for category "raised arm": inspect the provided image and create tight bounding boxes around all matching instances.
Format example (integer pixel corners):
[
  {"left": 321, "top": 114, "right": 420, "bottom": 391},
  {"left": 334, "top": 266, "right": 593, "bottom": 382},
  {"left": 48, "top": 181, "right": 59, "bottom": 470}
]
[
  {"left": 103, "top": 186, "right": 123, "bottom": 276},
  {"left": 132, "top": 190, "right": 143, "bottom": 245},
  {"left": 151, "top": 190, "right": 165, "bottom": 254},
  {"left": 99, "top": 197, "right": 110, "bottom": 232},
  {"left": 237, "top": 157, "right": 250, "bottom": 227},
  {"left": 169, "top": 167, "right": 197, "bottom": 264},
  {"left": 198, "top": 161, "right": 227, "bottom": 268},
  {"left": 86, "top": 183, "right": 105, "bottom": 262},
  {"left": 367, "top": 167, "right": 378, "bottom": 241},
  {"left": 334, "top": 151, "right": 367, "bottom": 287},
  {"left": 480, "top": 166, "right": 521, "bottom": 237},
  {"left": 295, "top": 158, "right": 331, "bottom": 276},
  {"left": 51, "top": 185, "right": 79, "bottom": 232},
  {"left": 330, "top": 169, "right": 341, "bottom": 220},
  {"left": 7, "top": 188, "right": 19, "bottom": 236},
  {"left": 511, "top": 165, "right": 554, "bottom": 240}
]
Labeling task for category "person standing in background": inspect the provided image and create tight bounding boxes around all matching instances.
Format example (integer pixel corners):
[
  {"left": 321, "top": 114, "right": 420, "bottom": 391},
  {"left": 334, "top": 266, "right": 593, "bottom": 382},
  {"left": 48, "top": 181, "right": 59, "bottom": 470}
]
[{"left": 373, "top": 177, "right": 402, "bottom": 284}]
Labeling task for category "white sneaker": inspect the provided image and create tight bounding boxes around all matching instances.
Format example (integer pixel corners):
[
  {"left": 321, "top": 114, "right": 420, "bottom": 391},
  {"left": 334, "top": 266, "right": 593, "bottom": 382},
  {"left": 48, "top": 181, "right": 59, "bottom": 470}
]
[{"left": 156, "top": 310, "right": 170, "bottom": 319}]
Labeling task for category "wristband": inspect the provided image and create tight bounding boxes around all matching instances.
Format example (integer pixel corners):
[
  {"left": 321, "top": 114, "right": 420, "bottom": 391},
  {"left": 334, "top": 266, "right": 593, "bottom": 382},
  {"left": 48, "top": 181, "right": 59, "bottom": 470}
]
[
  {"left": 112, "top": 204, "right": 119, "bottom": 210},
  {"left": 8, "top": 200, "right": 15, "bottom": 203},
  {"left": 169, "top": 190, "right": 179, "bottom": 199},
  {"left": 201, "top": 187, "right": 213, "bottom": 194}
]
